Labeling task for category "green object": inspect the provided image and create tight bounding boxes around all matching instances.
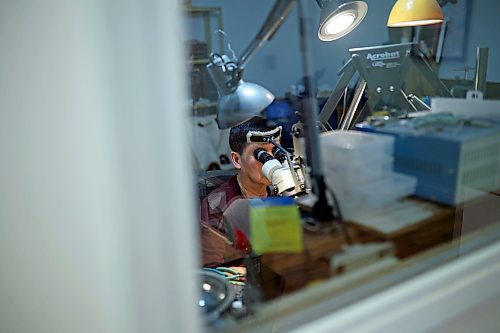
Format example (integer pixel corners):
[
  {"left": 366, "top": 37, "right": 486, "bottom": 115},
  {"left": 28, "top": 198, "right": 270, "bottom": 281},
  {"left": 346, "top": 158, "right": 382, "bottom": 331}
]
[{"left": 249, "top": 197, "right": 303, "bottom": 255}]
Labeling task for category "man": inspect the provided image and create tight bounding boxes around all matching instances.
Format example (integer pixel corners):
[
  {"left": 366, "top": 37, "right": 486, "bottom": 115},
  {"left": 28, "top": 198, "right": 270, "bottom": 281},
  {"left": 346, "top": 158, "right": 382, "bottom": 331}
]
[{"left": 199, "top": 116, "right": 282, "bottom": 267}]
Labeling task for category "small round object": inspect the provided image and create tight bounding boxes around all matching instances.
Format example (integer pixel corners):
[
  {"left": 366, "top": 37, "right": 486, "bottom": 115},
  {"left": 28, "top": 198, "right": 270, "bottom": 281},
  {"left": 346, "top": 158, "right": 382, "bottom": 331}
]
[{"left": 197, "top": 270, "right": 235, "bottom": 323}]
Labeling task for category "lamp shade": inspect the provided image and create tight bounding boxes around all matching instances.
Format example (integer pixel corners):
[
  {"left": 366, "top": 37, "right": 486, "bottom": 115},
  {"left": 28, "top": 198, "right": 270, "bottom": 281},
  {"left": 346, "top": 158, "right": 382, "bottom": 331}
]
[
  {"left": 318, "top": 0, "right": 368, "bottom": 41},
  {"left": 216, "top": 81, "right": 275, "bottom": 129},
  {"left": 387, "top": 0, "right": 443, "bottom": 27}
]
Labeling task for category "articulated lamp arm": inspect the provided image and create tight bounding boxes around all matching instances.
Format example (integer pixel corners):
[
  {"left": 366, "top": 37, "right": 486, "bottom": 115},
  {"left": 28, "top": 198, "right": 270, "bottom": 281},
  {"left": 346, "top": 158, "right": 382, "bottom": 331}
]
[
  {"left": 206, "top": 0, "right": 299, "bottom": 129},
  {"left": 226, "top": 0, "right": 298, "bottom": 89}
]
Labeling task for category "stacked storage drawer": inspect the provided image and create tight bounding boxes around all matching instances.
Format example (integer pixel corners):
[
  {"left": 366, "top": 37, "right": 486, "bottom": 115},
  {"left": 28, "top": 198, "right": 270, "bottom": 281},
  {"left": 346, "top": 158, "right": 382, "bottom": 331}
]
[
  {"left": 356, "top": 115, "right": 500, "bottom": 206},
  {"left": 320, "top": 130, "right": 417, "bottom": 221}
]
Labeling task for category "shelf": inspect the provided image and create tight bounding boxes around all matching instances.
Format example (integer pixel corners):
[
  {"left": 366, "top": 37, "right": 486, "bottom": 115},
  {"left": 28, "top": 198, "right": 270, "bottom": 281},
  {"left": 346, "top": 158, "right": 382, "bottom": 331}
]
[
  {"left": 189, "top": 59, "right": 210, "bottom": 65},
  {"left": 186, "top": 6, "right": 224, "bottom": 112},
  {"left": 187, "top": 6, "right": 222, "bottom": 15},
  {"left": 192, "top": 102, "right": 217, "bottom": 117},
  {"left": 185, "top": 6, "right": 224, "bottom": 55},
  {"left": 193, "top": 101, "right": 217, "bottom": 109}
]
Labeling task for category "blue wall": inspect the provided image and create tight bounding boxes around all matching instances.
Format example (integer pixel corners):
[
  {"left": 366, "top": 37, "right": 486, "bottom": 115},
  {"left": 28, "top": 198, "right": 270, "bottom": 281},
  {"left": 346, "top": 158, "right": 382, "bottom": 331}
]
[
  {"left": 189, "top": 0, "right": 500, "bottom": 97},
  {"left": 438, "top": 0, "right": 500, "bottom": 82}
]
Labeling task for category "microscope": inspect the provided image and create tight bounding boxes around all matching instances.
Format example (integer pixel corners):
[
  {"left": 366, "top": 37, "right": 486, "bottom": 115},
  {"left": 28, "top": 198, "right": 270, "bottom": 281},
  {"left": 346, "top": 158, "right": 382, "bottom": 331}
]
[{"left": 247, "top": 126, "right": 306, "bottom": 197}]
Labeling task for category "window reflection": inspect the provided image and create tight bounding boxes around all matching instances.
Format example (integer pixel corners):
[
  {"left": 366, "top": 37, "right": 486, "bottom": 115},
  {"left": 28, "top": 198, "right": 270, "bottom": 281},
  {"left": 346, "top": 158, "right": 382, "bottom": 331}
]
[{"left": 186, "top": 2, "right": 500, "bottom": 331}]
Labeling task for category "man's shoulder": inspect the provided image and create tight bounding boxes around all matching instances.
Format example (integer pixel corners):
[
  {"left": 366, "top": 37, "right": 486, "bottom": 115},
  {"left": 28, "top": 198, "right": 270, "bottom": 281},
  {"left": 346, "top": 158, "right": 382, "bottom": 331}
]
[
  {"left": 200, "top": 175, "right": 243, "bottom": 227},
  {"left": 205, "top": 175, "right": 241, "bottom": 206}
]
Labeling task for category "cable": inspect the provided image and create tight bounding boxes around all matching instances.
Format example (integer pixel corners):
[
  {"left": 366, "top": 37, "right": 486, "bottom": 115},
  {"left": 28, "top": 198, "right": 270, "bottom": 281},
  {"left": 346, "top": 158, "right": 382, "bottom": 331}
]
[
  {"left": 317, "top": 120, "right": 331, "bottom": 132},
  {"left": 327, "top": 187, "right": 352, "bottom": 245},
  {"left": 209, "top": 52, "right": 238, "bottom": 72}
]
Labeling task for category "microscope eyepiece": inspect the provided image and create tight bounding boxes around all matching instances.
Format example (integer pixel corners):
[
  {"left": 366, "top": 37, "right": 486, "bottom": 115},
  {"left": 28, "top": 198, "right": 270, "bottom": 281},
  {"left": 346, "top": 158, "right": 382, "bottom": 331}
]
[
  {"left": 254, "top": 147, "right": 296, "bottom": 196},
  {"left": 272, "top": 146, "right": 287, "bottom": 164},
  {"left": 254, "top": 148, "right": 274, "bottom": 164}
]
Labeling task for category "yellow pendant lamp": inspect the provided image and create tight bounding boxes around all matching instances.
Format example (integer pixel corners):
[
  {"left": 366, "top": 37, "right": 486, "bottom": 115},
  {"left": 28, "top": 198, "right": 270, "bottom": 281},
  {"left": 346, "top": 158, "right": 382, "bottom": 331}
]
[{"left": 387, "top": 0, "right": 444, "bottom": 27}]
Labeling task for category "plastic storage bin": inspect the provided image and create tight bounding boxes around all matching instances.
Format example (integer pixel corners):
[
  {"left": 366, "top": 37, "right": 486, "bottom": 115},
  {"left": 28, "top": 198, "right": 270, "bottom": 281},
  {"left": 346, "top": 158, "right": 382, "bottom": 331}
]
[
  {"left": 320, "top": 130, "right": 417, "bottom": 221},
  {"left": 332, "top": 172, "right": 417, "bottom": 220},
  {"left": 323, "top": 154, "right": 394, "bottom": 187},
  {"left": 320, "top": 130, "right": 395, "bottom": 160}
]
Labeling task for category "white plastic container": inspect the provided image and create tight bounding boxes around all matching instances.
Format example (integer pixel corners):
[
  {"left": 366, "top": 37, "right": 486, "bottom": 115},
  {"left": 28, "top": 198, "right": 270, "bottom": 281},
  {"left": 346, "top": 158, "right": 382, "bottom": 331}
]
[
  {"left": 331, "top": 172, "right": 417, "bottom": 221},
  {"left": 320, "top": 130, "right": 395, "bottom": 160},
  {"left": 323, "top": 154, "right": 394, "bottom": 187},
  {"left": 319, "top": 130, "right": 417, "bottom": 221}
]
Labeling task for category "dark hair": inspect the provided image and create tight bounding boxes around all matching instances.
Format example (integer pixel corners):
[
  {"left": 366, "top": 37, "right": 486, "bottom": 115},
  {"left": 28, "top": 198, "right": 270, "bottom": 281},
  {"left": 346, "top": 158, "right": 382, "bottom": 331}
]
[{"left": 229, "top": 117, "right": 277, "bottom": 154}]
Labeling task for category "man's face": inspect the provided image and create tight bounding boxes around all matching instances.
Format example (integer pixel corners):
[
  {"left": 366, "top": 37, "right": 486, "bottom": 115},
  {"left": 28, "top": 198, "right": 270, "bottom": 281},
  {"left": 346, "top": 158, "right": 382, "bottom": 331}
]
[{"left": 231, "top": 141, "right": 277, "bottom": 187}]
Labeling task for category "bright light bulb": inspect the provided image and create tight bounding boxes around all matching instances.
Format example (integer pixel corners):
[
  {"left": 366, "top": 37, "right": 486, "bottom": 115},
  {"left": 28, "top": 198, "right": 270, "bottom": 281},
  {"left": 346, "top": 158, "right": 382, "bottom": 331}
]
[{"left": 325, "top": 13, "right": 356, "bottom": 35}]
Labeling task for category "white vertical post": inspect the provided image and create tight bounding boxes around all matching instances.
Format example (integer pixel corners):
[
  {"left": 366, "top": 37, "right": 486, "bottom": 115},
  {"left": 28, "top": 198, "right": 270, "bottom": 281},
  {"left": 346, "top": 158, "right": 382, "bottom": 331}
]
[{"left": 0, "top": 1, "right": 200, "bottom": 332}]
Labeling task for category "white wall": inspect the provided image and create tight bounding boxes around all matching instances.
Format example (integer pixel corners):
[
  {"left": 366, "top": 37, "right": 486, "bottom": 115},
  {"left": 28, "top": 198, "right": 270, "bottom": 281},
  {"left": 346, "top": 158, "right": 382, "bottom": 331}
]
[{"left": 439, "top": 0, "right": 500, "bottom": 82}]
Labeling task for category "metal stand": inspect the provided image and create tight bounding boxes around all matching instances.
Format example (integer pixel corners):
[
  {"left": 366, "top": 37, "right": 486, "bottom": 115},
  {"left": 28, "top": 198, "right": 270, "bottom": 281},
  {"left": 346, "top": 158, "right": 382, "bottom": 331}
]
[
  {"left": 297, "top": 0, "right": 334, "bottom": 222},
  {"left": 318, "top": 42, "right": 453, "bottom": 130}
]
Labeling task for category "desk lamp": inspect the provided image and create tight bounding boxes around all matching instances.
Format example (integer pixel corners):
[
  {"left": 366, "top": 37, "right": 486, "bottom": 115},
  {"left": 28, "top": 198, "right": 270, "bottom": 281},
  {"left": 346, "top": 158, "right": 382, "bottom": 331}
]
[
  {"left": 317, "top": 0, "right": 368, "bottom": 41},
  {"left": 206, "top": 0, "right": 295, "bottom": 129},
  {"left": 207, "top": 0, "right": 368, "bottom": 129},
  {"left": 387, "top": 0, "right": 444, "bottom": 27}
]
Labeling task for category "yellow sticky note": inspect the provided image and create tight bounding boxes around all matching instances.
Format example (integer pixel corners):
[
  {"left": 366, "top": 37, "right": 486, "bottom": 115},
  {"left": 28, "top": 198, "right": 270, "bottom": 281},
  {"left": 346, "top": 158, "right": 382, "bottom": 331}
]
[{"left": 249, "top": 197, "right": 303, "bottom": 255}]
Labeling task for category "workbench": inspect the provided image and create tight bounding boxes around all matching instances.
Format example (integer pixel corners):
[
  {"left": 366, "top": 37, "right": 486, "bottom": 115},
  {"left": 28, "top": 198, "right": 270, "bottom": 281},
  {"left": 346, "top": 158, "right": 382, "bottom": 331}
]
[{"left": 261, "top": 194, "right": 499, "bottom": 294}]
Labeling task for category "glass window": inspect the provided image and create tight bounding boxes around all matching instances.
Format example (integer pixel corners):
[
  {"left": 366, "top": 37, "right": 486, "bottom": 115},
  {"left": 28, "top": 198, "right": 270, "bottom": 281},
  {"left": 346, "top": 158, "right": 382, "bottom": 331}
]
[{"left": 186, "top": 1, "right": 500, "bottom": 331}]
